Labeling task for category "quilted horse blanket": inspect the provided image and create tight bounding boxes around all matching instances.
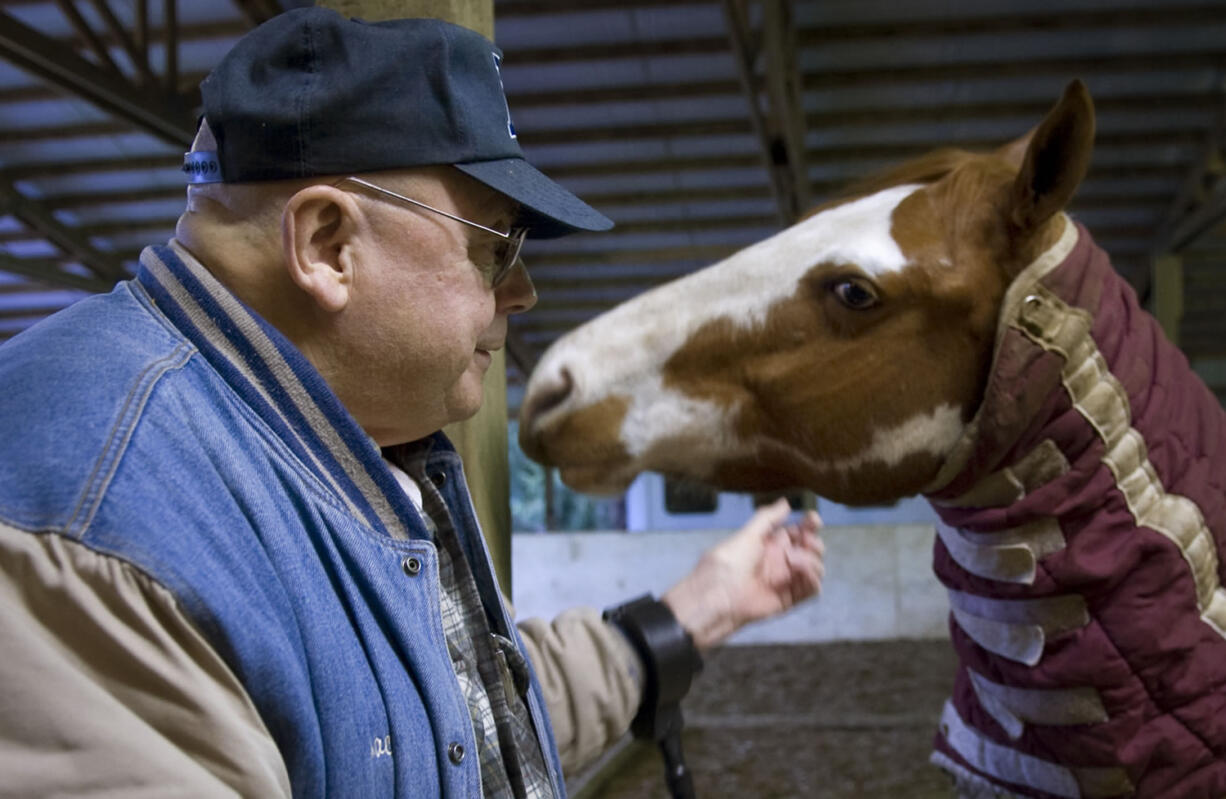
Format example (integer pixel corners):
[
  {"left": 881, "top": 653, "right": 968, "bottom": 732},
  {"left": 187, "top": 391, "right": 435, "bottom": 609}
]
[{"left": 924, "top": 217, "right": 1226, "bottom": 798}]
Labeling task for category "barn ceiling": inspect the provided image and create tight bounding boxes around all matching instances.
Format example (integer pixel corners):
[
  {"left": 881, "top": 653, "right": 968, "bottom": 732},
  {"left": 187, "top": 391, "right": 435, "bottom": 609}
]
[{"left": 1, "top": 0, "right": 1224, "bottom": 406}]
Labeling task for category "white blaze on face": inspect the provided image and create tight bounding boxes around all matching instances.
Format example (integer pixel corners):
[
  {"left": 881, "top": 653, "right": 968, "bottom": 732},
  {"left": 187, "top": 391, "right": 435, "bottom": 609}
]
[{"left": 526, "top": 183, "right": 923, "bottom": 463}]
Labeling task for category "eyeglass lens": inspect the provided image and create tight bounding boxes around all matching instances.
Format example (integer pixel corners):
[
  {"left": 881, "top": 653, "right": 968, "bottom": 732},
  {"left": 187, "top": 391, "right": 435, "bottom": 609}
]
[{"left": 493, "top": 229, "right": 527, "bottom": 286}]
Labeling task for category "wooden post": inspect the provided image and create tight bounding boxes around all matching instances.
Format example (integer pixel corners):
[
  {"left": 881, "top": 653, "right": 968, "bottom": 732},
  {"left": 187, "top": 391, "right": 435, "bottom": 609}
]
[
  {"left": 317, "top": 0, "right": 491, "bottom": 35},
  {"left": 1152, "top": 252, "right": 1184, "bottom": 346},
  {"left": 444, "top": 350, "right": 513, "bottom": 596},
  {"left": 315, "top": 0, "right": 511, "bottom": 595}
]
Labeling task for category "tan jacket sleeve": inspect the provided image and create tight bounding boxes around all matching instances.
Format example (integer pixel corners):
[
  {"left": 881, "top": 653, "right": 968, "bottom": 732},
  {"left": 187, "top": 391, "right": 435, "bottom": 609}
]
[
  {"left": 0, "top": 521, "right": 291, "bottom": 799},
  {"left": 516, "top": 607, "right": 644, "bottom": 776}
]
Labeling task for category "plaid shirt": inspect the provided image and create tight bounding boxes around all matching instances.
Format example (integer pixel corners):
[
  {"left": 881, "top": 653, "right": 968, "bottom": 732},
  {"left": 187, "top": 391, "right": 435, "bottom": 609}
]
[{"left": 389, "top": 449, "right": 554, "bottom": 799}]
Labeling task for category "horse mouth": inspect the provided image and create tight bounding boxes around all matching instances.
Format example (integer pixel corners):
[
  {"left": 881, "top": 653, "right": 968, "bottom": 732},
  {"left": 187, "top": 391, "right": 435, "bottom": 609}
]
[
  {"left": 555, "top": 461, "right": 641, "bottom": 495},
  {"left": 522, "top": 431, "right": 640, "bottom": 494}
]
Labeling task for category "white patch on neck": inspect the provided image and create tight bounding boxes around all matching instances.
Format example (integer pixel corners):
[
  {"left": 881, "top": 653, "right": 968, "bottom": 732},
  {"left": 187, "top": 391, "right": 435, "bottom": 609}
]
[{"left": 805, "top": 403, "right": 966, "bottom": 473}]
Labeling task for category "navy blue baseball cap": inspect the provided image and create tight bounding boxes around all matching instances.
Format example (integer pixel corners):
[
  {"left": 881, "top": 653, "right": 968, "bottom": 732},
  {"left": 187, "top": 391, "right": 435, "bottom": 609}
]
[{"left": 186, "top": 7, "right": 612, "bottom": 239}]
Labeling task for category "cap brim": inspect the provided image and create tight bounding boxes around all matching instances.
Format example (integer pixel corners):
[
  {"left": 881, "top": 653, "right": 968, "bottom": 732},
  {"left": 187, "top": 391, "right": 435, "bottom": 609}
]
[{"left": 455, "top": 158, "right": 613, "bottom": 239}]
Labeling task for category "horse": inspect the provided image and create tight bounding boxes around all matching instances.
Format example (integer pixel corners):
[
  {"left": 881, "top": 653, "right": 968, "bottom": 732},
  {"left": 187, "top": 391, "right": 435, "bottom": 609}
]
[{"left": 517, "top": 81, "right": 1226, "bottom": 798}]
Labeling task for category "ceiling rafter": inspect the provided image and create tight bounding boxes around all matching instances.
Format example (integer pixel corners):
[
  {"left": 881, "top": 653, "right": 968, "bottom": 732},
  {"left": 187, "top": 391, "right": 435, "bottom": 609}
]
[
  {"left": 134, "top": 0, "right": 147, "bottom": 68},
  {"left": 0, "top": 2, "right": 1221, "bottom": 54},
  {"left": 798, "top": 3, "right": 1226, "bottom": 42},
  {"left": 723, "top": 0, "right": 808, "bottom": 225},
  {"left": 0, "top": 10, "right": 194, "bottom": 146},
  {"left": 55, "top": 0, "right": 119, "bottom": 73},
  {"left": 90, "top": 0, "right": 159, "bottom": 88},
  {"left": 0, "top": 253, "right": 114, "bottom": 293},
  {"left": 0, "top": 217, "right": 173, "bottom": 242},
  {"left": 1, "top": 41, "right": 1222, "bottom": 125},
  {"left": 162, "top": 0, "right": 176, "bottom": 92},
  {"left": 0, "top": 120, "right": 132, "bottom": 143},
  {"left": 230, "top": 0, "right": 284, "bottom": 27},
  {"left": 60, "top": 15, "right": 244, "bottom": 46},
  {"left": 333, "top": 113, "right": 1207, "bottom": 149},
  {"left": 803, "top": 50, "right": 1226, "bottom": 90},
  {"left": 0, "top": 0, "right": 1221, "bottom": 367},
  {"left": 44, "top": 184, "right": 189, "bottom": 206},
  {"left": 510, "top": 78, "right": 742, "bottom": 108},
  {"left": 0, "top": 72, "right": 206, "bottom": 104},
  {"left": 2, "top": 154, "right": 181, "bottom": 180},
  {"left": 0, "top": 7, "right": 196, "bottom": 288},
  {"left": 5, "top": 90, "right": 1217, "bottom": 153},
  {"left": 0, "top": 177, "right": 129, "bottom": 283}
]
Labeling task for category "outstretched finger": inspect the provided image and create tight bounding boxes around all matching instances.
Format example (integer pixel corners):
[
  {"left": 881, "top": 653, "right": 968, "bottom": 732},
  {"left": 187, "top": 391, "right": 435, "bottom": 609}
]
[
  {"left": 741, "top": 497, "right": 792, "bottom": 538},
  {"left": 779, "top": 549, "right": 828, "bottom": 605},
  {"left": 783, "top": 523, "right": 823, "bottom": 555},
  {"left": 798, "top": 509, "right": 822, "bottom": 533},
  {"left": 783, "top": 546, "right": 825, "bottom": 603}
]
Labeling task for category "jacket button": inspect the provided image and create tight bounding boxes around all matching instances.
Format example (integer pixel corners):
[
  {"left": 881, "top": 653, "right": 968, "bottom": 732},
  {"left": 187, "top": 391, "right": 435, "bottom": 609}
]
[
  {"left": 401, "top": 556, "right": 421, "bottom": 576},
  {"left": 430, "top": 471, "right": 447, "bottom": 488},
  {"left": 447, "top": 741, "right": 465, "bottom": 764}
]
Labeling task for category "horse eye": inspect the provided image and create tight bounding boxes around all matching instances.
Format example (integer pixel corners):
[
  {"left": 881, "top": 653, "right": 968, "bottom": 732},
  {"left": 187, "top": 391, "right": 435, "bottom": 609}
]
[{"left": 832, "top": 279, "right": 879, "bottom": 310}]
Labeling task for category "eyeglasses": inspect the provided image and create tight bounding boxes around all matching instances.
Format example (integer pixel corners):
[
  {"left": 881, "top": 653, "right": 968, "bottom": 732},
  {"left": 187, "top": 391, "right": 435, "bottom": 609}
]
[{"left": 335, "top": 176, "right": 528, "bottom": 287}]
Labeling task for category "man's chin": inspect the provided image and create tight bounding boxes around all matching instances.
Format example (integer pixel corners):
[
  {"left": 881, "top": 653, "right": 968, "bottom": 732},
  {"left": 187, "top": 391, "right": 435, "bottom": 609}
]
[{"left": 443, "top": 384, "right": 487, "bottom": 429}]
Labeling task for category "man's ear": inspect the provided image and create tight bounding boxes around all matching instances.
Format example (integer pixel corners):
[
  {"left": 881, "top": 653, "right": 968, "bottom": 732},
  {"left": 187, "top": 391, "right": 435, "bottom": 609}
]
[{"left": 282, "top": 186, "right": 361, "bottom": 313}]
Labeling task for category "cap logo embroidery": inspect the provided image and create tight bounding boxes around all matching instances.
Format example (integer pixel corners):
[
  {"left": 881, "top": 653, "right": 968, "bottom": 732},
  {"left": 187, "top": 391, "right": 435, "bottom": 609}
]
[{"left": 492, "top": 53, "right": 517, "bottom": 140}]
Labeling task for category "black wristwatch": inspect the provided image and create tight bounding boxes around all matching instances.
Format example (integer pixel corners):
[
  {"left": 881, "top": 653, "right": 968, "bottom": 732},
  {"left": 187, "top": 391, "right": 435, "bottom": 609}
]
[{"left": 603, "top": 593, "right": 704, "bottom": 741}]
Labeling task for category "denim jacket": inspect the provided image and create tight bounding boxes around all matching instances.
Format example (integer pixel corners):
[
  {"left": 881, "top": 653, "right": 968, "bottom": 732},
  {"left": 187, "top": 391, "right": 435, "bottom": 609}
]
[{"left": 0, "top": 242, "right": 567, "bottom": 797}]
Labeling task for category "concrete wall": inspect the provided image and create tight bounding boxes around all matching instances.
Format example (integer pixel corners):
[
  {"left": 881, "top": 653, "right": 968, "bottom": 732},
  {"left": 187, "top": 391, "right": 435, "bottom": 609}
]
[{"left": 511, "top": 523, "right": 951, "bottom": 644}]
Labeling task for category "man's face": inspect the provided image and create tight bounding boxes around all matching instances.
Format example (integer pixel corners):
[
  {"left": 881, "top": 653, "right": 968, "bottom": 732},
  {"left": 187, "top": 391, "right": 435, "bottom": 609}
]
[{"left": 339, "top": 168, "right": 536, "bottom": 445}]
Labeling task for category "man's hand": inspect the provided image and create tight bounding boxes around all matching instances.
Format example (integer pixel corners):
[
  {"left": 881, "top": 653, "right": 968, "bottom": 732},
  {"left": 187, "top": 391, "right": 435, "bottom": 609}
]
[{"left": 662, "top": 498, "right": 825, "bottom": 650}]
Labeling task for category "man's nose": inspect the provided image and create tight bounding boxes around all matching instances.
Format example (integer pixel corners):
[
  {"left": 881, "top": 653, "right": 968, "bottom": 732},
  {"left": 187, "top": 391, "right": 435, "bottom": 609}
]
[{"left": 495, "top": 258, "right": 536, "bottom": 314}]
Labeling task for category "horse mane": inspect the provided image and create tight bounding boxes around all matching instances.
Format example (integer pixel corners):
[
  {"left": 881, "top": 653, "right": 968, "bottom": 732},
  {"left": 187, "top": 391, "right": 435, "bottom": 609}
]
[
  {"left": 838, "top": 147, "right": 982, "bottom": 199},
  {"left": 799, "top": 147, "right": 986, "bottom": 220}
]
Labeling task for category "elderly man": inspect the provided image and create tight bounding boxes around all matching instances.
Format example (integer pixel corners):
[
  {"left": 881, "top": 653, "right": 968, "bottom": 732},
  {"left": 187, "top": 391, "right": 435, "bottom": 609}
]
[{"left": 0, "top": 8, "right": 823, "bottom": 797}]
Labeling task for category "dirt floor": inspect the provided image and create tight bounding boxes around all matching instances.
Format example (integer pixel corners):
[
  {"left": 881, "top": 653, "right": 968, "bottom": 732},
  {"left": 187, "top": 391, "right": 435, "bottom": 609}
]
[{"left": 581, "top": 639, "right": 960, "bottom": 799}]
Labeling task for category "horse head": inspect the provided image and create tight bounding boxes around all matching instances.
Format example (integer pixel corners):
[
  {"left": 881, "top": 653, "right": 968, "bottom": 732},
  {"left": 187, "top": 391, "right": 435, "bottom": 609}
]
[{"left": 519, "top": 81, "right": 1095, "bottom": 506}]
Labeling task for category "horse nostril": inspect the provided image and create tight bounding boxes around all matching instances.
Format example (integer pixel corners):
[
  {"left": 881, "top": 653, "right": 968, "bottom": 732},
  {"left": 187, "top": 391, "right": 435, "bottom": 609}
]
[{"left": 521, "top": 366, "right": 575, "bottom": 431}]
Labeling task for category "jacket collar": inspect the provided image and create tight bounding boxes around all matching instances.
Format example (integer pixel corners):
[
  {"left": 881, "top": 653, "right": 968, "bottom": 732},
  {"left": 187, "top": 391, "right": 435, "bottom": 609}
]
[{"left": 136, "top": 241, "right": 439, "bottom": 540}]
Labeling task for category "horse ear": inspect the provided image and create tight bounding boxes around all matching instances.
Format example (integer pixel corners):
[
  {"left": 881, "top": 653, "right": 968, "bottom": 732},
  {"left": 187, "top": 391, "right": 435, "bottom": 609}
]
[
  {"left": 1007, "top": 79, "right": 1095, "bottom": 232},
  {"left": 996, "top": 128, "right": 1034, "bottom": 172}
]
